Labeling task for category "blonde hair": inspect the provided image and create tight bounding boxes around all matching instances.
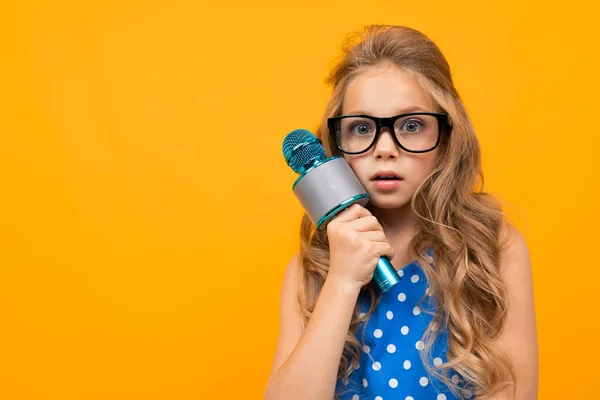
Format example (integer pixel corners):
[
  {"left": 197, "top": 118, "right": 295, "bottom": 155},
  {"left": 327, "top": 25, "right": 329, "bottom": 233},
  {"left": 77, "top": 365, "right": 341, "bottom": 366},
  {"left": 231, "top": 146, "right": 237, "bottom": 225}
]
[{"left": 296, "top": 25, "right": 517, "bottom": 399}]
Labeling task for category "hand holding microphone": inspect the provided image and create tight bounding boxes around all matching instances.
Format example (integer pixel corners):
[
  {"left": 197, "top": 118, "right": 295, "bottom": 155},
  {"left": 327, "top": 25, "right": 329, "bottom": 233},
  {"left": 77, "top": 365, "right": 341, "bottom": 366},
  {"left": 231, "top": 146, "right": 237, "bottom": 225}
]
[
  {"left": 282, "top": 129, "right": 401, "bottom": 293},
  {"left": 326, "top": 203, "right": 396, "bottom": 292}
]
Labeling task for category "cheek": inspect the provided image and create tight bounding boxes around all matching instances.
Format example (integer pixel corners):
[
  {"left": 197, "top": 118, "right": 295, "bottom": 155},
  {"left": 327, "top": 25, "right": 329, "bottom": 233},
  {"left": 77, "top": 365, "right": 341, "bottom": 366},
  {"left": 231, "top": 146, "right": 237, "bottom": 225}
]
[
  {"left": 345, "top": 160, "right": 371, "bottom": 186},
  {"left": 407, "top": 153, "right": 438, "bottom": 180},
  {"left": 343, "top": 156, "right": 359, "bottom": 172}
]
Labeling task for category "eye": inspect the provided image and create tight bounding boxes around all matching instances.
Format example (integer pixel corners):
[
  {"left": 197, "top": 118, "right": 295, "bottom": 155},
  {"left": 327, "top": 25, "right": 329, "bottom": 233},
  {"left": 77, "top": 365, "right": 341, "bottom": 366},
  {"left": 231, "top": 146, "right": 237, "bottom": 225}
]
[
  {"left": 350, "top": 122, "right": 375, "bottom": 135},
  {"left": 400, "top": 119, "right": 424, "bottom": 133}
]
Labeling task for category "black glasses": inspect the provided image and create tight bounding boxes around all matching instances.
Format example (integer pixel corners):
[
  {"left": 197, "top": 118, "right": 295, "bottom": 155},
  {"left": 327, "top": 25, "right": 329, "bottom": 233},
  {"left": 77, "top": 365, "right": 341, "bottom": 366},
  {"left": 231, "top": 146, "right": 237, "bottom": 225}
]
[{"left": 327, "top": 112, "right": 450, "bottom": 154}]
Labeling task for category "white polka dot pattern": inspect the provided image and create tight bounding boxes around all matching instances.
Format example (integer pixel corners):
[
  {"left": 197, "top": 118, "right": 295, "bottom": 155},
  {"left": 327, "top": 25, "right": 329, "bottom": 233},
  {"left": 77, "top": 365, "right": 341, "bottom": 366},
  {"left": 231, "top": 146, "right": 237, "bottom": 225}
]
[{"left": 335, "top": 252, "right": 459, "bottom": 400}]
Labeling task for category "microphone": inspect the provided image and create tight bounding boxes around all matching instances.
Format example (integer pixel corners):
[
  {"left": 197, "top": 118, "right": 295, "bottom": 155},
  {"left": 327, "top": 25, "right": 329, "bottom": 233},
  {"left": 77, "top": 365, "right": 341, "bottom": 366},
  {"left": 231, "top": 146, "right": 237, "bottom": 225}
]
[{"left": 282, "top": 129, "right": 401, "bottom": 293}]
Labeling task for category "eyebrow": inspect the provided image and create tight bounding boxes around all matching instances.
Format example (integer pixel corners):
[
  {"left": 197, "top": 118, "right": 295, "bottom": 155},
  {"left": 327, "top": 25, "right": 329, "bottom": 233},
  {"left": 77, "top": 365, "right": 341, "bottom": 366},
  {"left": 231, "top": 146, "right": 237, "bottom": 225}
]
[{"left": 344, "top": 106, "right": 431, "bottom": 115}]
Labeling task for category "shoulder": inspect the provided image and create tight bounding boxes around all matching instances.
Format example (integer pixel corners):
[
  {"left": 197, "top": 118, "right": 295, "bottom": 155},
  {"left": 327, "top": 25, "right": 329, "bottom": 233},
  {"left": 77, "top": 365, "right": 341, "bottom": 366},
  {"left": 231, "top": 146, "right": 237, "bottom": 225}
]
[
  {"left": 490, "top": 220, "right": 538, "bottom": 399},
  {"left": 265, "top": 254, "right": 305, "bottom": 388},
  {"left": 281, "top": 253, "right": 303, "bottom": 306},
  {"left": 284, "top": 253, "right": 302, "bottom": 283},
  {"left": 497, "top": 220, "right": 534, "bottom": 312},
  {"left": 498, "top": 220, "right": 532, "bottom": 279},
  {"left": 280, "top": 253, "right": 304, "bottom": 326}
]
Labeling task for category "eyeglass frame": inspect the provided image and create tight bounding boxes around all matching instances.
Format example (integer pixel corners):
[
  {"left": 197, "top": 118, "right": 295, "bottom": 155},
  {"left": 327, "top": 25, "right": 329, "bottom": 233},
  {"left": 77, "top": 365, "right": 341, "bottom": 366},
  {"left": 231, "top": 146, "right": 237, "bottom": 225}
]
[{"left": 327, "top": 112, "right": 451, "bottom": 155}]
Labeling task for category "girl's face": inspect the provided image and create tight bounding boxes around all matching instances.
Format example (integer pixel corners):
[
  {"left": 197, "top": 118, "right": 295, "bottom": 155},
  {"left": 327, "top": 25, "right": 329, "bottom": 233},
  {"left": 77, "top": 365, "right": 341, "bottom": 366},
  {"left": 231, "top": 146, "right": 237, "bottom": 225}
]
[{"left": 341, "top": 65, "right": 441, "bottom": 210}]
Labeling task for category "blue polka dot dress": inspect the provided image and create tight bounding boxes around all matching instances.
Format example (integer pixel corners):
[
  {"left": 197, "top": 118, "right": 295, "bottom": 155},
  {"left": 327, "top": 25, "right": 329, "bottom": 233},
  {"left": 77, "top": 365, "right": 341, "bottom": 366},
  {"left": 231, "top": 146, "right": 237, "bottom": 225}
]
[{"left": 335, "top": 251, "right": 472, "bottom": 400}]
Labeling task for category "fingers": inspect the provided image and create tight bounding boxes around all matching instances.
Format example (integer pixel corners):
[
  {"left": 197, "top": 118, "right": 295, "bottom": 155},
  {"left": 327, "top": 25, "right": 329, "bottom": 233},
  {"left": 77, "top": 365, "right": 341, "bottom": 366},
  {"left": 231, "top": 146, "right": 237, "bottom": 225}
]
[
  {"left": 363, "top": 230, "right": 388, "bottom": 243},
  {"left": 329, "top": 204, "right": 371, "bottom": 224},
  {"left": 347, "top": 215, "right": 383, "bottom": 233},
  {"left": 374, "top": 241, "right": 395, "bottom": 260}
]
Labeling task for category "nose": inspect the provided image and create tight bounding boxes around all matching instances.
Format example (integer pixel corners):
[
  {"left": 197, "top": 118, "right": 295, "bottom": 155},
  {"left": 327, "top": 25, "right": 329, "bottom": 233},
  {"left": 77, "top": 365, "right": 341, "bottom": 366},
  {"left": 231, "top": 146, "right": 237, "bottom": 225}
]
[{"left": 372, "top": 128, "right": 400, "bottom": 159}]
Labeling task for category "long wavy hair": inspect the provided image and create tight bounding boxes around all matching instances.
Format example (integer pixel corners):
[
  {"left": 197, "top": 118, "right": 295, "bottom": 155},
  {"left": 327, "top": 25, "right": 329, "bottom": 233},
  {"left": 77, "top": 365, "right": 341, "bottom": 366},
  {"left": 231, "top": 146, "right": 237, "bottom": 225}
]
[{"left": 295, "top": 25, "right": 517, "bottom": 399}]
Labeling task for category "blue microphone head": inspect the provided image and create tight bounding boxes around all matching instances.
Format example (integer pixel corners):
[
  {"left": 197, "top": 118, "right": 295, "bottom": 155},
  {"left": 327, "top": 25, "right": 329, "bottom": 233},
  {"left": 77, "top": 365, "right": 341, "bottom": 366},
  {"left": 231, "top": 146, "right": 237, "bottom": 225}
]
[{"left": 282, "top": 129, "right": 327, "bottom": 174}]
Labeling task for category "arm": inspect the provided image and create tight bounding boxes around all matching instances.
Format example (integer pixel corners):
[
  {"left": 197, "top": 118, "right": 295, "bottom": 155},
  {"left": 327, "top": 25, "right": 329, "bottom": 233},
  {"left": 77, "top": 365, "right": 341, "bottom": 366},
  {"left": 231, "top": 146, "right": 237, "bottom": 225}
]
[
  {"left": 263, "top": 254, "right": 361, "bottom": 400},
  {"left": 487, "top": 223, "right": 539, "bottom": 400}
]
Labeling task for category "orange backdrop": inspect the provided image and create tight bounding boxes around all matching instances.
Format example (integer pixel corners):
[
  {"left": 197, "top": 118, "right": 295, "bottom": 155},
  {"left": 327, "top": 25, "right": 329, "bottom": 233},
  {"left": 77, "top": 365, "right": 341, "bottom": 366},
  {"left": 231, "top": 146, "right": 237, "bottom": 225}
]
[{"left": 1, "top": 1, "right": 598, "bottom": 399}]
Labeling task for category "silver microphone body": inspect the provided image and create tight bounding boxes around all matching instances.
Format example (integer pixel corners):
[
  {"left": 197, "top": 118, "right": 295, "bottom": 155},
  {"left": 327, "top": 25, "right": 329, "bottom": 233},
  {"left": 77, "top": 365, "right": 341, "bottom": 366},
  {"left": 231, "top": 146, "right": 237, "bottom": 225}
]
[{"left": 290, "top": 155, "right": 401, "bottom": 293}]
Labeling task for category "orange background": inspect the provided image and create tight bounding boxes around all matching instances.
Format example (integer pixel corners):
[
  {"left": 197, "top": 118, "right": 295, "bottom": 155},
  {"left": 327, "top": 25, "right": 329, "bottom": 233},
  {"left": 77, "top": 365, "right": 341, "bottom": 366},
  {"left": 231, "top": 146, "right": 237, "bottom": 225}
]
[{"left": 1, "top": 1, "right": 598, "bottom": 399}]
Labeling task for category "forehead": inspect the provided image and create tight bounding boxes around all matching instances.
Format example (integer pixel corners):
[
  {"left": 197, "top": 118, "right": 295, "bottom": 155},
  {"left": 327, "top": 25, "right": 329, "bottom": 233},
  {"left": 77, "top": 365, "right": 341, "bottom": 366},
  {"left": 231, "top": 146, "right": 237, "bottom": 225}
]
[{"left": 342, "top": 65, "right": 435, "bottom": 116}]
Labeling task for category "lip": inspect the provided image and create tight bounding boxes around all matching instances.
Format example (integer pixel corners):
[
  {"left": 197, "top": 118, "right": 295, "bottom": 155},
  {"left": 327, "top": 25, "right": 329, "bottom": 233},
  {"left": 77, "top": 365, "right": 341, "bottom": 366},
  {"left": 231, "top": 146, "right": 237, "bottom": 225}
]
[
  {"left": 370, "top": 170, "right": 403, "bottom": 180},
  {"left": 371, "top": 179, "right": 402, "bottom": 190}
]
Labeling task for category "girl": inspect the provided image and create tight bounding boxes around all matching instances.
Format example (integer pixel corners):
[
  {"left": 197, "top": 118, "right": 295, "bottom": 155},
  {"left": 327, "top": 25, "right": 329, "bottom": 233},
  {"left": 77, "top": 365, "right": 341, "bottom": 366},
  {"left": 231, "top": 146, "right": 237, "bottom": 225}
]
[{"left": 264, "top": 25, "right": 537, "bottom": 400}]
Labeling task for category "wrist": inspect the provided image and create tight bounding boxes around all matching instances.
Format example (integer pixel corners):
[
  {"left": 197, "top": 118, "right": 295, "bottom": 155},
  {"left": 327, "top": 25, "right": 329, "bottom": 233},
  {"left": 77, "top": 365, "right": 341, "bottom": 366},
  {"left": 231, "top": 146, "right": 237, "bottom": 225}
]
[{"left": 324, "top": 272, "right": 362, "bottom": 298}]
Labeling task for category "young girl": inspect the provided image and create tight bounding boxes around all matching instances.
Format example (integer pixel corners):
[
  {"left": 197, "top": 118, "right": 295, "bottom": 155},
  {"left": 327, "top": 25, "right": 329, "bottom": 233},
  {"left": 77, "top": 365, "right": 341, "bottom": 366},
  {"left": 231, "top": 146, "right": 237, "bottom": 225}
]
[{"left": 265, "top": 25, "right": 537, "bottom": 400}]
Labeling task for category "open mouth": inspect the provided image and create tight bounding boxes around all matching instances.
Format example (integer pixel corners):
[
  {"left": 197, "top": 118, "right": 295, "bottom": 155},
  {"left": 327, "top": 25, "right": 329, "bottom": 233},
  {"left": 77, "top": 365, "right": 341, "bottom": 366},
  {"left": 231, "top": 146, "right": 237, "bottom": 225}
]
[{"left": 370, "top": 170, "right": 403, "bottom": 181}]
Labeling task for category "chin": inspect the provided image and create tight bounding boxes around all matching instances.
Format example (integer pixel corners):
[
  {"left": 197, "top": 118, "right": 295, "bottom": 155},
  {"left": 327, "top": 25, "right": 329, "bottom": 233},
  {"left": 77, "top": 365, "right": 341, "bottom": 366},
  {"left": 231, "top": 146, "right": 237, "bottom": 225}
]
[{"left": 367, "top": 194, "right": 411, "bottom": 210}]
